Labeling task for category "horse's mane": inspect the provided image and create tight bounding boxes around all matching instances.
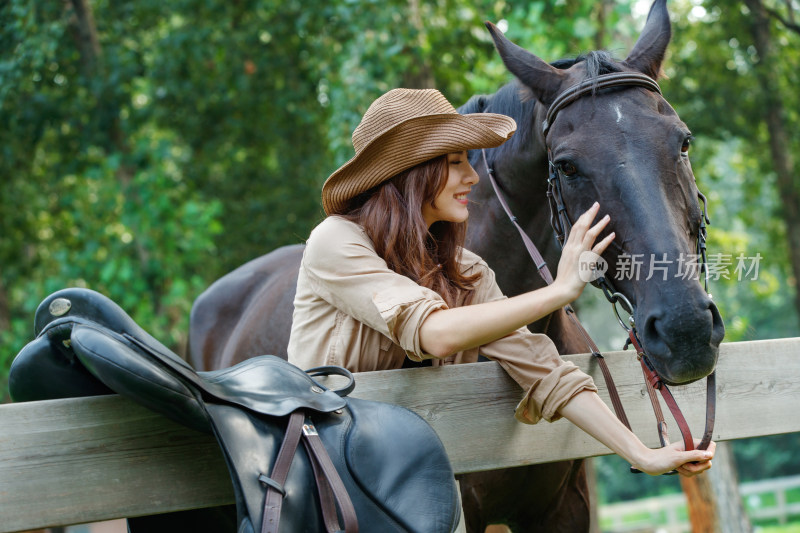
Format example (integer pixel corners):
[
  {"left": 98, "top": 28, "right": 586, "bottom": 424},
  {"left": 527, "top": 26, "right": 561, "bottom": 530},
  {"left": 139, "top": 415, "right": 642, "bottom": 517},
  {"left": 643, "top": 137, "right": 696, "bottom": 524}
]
[{"left": 460, "top": 50, "right": 622, "bottom": 150}]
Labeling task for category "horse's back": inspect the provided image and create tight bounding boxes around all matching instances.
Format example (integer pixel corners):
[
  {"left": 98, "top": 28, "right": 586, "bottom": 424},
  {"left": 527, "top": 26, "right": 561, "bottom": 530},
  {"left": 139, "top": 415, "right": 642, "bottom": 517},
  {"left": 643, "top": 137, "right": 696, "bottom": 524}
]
[{"left": 189, "top": 244, "right": 304, "bottom": 370}]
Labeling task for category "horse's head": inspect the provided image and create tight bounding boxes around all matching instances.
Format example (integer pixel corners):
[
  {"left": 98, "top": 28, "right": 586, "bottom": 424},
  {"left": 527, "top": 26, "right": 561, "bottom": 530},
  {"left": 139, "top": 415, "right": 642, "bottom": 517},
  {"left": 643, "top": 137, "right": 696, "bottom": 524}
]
[{"left": 486, "top": 0, "right": 724, "bottom": 385}]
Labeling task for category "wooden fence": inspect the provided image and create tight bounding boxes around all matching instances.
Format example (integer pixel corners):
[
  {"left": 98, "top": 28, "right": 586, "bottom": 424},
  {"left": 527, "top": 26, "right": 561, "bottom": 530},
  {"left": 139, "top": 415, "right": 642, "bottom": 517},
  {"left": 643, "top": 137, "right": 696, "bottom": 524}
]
[{"left": 1, "top": 338, "right": 799, "bottom": 532}]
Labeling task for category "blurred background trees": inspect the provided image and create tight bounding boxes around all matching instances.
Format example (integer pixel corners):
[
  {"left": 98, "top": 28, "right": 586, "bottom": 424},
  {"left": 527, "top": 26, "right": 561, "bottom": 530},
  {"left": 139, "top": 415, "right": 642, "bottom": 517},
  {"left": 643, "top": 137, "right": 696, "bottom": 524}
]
[{"left": 2, "top": 0, "right": 798, "bottom": 506}]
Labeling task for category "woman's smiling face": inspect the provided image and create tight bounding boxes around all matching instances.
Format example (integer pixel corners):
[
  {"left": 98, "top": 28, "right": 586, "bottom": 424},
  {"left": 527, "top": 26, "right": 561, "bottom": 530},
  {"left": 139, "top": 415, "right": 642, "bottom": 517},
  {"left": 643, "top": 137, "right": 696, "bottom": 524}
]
[{"left": 422, "top": 151, "right": 479, "bottom": 227}]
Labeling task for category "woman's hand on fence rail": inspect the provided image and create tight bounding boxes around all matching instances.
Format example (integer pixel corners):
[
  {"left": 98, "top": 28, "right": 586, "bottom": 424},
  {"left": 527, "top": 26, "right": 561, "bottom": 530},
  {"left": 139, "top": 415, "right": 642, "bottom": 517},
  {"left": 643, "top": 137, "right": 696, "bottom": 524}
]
[
  {"left": 635, "top": 439, "right": 716, "bottom": 477},
  {"left": 560, "top": 390, "right": 716, "bottom": 477}
]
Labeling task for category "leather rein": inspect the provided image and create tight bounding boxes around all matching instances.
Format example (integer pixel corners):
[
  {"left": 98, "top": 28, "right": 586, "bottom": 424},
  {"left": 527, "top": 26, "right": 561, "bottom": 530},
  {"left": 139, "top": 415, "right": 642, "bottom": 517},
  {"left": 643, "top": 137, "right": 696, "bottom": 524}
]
[{"left": 480, "top": 72, "right": 715, "bottom": 474}]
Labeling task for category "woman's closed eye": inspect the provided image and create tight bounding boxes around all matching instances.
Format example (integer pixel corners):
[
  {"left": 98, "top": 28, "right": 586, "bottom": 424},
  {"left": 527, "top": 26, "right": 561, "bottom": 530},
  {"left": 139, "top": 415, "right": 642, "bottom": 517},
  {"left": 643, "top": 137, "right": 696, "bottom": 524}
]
[{"left": 448, "top": 151, "right": 468, "bottom": 165}]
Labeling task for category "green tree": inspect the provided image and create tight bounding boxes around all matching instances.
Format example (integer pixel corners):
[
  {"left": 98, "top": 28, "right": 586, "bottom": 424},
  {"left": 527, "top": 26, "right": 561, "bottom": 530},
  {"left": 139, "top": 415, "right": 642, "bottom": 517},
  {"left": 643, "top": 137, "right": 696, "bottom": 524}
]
[{"left": 0, "top": 0, "right": 224, "bottom": 395}]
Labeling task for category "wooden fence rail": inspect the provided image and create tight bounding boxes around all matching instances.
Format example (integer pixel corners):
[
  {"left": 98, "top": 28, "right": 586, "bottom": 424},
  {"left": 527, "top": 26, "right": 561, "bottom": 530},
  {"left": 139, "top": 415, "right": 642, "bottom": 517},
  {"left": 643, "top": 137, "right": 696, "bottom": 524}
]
[{"left": 1, "top": 338, "right": 799, "bottom": 532}]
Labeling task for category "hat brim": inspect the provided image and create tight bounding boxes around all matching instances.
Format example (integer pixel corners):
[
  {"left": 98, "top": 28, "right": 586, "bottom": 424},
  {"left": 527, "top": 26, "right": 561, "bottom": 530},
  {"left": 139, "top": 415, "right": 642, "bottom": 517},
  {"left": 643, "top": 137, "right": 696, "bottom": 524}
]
[{"left": 322, "top": 112, "right": 516, "bottom": 215}]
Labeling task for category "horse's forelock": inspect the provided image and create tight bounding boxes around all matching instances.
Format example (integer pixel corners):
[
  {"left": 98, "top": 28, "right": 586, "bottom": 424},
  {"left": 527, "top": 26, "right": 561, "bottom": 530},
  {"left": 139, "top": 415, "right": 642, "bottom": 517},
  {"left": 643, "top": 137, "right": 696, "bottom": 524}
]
[
  {"left": 550, "top": 51, "right": 626, "bottom": 96},
  {"left": 551, "top": 50, "right": 622, "bottom": 76}
]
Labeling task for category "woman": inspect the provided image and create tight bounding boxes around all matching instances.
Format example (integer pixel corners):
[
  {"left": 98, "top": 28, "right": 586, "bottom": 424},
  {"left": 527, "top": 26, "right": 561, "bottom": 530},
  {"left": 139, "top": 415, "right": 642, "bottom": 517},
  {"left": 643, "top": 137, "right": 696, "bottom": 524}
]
[{"left": 287, "top": 88, "right": 714, "bottom": 476}]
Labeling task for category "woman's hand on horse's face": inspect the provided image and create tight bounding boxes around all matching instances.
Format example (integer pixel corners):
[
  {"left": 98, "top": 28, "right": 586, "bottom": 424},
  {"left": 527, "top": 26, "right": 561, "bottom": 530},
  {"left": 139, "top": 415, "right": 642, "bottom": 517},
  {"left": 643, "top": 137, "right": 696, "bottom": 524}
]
[
  {"left": 555, "top": 202, "right": 616, "bottom": 302},
  {"left": 637, "top": 439, "right": 716, "bottom": 477}
]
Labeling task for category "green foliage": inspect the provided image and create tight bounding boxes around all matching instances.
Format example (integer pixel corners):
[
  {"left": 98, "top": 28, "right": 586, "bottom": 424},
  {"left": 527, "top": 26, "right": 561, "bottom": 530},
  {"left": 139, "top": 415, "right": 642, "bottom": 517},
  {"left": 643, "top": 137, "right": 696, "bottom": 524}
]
[
  {"left": 595, "top": 453, "right": 685, "bottom": 504},
  {"left": 735, "top": 433, "right": 800, "bottom": 483}
]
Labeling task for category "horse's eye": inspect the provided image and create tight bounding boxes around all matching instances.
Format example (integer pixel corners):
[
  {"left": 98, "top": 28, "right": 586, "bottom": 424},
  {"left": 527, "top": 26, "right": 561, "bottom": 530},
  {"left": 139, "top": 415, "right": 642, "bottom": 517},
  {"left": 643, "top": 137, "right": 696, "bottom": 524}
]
[
  {"left": 558, "top": 162, "right": 578, "bottom": 177},
  {"left": 681, "top": 136, "right": 692, "bottom": 155}
]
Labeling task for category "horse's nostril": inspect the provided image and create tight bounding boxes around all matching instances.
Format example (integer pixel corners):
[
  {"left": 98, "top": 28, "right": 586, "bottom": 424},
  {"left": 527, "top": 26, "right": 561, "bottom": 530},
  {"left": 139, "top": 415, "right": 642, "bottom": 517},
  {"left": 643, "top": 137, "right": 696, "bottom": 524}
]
[
  {"left": 641, "top": 311, "right": 668, "bottom": 356},
  {"left": 707, "top": 298, "right": 726, "bottom": 346}
]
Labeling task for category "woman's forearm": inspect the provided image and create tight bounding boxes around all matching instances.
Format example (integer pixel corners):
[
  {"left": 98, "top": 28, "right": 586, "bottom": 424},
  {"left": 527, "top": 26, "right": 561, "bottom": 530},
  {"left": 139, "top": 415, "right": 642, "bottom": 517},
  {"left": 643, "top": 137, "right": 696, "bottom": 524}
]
[
  {"left": 559, "top": 390, "right": 715, "bottom": 476},
  {"left": 557, "top": 390, "right": 650, "bottom": 467},
  {"left": 418, "top": 282, "right": 573, "bottom": 357}
]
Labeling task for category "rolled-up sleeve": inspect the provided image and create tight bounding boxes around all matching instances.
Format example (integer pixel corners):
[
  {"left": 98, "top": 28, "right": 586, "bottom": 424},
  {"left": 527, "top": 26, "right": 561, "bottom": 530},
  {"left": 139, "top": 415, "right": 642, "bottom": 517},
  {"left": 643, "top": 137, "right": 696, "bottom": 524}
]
[
  {"left": 472, "top": 262, "right": 597, "bottom": 425},
  {"left": 303, "top": 217, "right": 448, "bottom": 359}
]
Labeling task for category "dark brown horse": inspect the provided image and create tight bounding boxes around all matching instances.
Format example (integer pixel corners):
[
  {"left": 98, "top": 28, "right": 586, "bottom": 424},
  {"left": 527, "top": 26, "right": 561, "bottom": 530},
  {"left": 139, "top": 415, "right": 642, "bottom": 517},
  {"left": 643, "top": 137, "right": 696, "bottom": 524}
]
[{"left": 189, "top": 1, "right": 724, "bottom": 530}]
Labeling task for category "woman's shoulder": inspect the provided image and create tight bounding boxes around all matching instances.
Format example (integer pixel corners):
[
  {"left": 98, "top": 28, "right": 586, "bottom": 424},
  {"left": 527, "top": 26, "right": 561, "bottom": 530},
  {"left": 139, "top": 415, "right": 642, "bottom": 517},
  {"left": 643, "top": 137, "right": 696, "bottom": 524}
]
[
  {"left": 309, "top": 215, "right": 369, "bottom": 244},
  {"left": 304, "top": 216, "right": 374, "bottom": 260},
  {"left": 458, "top": 248, "right": 493, "bottom": 275}
]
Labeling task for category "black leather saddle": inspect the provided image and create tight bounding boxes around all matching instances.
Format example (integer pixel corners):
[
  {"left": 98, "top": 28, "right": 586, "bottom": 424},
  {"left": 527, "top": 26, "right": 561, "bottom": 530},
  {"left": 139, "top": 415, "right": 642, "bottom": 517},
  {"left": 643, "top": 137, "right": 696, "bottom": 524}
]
[{"left": 9, "top": 288, "right": 461, "bottom": 533}]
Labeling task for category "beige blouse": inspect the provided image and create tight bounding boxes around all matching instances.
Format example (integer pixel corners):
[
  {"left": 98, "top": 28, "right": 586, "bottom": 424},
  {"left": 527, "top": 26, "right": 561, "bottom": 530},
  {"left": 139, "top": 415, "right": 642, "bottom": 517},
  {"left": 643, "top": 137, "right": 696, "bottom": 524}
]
[{"left": 287, "top": 216, "right": 596, "bottom": 424}]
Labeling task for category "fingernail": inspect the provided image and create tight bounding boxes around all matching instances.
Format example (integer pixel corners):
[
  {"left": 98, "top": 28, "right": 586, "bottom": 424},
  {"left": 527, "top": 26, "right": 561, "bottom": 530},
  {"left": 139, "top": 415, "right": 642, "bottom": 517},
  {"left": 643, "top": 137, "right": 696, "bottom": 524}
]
[
  {"left": 603, "top": 214, "right": 610, "bottom": 221},
  {"left": 592, "top": 202, "right": 599, "bottom": 208}
]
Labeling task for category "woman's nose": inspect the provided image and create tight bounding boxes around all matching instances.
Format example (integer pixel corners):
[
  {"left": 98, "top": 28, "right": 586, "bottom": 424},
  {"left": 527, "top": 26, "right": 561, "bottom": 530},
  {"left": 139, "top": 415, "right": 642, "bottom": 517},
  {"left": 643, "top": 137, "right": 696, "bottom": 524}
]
[{"left": 466, "top": 165, "right": 480, "bottom": 185}]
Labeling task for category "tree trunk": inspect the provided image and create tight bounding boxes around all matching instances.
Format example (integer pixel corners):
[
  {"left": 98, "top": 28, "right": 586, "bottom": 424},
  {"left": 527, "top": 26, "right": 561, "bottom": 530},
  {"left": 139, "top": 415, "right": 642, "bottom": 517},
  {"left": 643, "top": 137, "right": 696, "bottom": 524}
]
[
  {"left": 681, "top": 474, "right": 718, "bottom": 533},
  {"left": 744, "top": 0, "right": 800, "bottom": 323},
  {"left": 66, "top": 0, "right": 168, "bottom": 329},
  {"left": 0, "top": 279, "right": 9, "bottom": 334},
  {"left": 593, "top": 0, "right": 610, "bottom": 51},
  {"left": 709, "top": 442, "right": 752, "bottom": 532},
  {"left": 68, "top": 0, "right": 127, "bottom": 154},
  {"left": 67, "top": 0, "right": 101, "bottom": 76},
  {"left": 680, "top": 441, "right": 751, "bottom": 533}
]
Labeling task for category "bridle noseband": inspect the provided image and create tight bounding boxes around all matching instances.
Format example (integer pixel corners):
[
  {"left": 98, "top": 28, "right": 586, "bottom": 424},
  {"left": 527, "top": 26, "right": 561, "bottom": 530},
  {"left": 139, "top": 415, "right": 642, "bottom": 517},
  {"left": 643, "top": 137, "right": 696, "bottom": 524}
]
[
  {"left": 481, "top": 71, "right": 715, "bottom": 474},
  {"left": 541, "top": 72, "right": 662, "bottom": 137}
]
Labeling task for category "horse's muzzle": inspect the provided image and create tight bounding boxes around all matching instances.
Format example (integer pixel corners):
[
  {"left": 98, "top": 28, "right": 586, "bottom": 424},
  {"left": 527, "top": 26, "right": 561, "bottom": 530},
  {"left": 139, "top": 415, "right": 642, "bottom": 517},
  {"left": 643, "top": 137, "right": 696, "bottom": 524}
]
[{"left": 637, "top": 295, "right": 724, "bottom": 385}]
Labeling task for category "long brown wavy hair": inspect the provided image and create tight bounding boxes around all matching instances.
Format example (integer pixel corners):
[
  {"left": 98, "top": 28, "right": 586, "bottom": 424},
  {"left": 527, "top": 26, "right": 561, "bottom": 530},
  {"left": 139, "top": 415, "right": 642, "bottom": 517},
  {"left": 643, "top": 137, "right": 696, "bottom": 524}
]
[{"left": 342, "top": 154, "right": 481, "bottom": 307}]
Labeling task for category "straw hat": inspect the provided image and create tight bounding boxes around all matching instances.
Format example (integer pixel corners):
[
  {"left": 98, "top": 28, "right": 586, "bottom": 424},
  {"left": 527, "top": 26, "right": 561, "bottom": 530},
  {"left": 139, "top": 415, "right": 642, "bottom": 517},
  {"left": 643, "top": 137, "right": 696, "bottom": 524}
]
[{"left": 321, "top": 88, "right": 517, "bottom": 215}]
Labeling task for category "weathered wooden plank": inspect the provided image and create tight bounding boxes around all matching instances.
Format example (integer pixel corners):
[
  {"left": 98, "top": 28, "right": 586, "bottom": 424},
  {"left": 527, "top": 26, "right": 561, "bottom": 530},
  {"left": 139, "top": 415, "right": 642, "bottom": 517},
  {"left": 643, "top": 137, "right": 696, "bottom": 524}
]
[
  {"left": 0, "top": 396, "right": 233, "bottom": 532},
  {"left": 0, "top": 338, "right": 798, "bottom": 532}
]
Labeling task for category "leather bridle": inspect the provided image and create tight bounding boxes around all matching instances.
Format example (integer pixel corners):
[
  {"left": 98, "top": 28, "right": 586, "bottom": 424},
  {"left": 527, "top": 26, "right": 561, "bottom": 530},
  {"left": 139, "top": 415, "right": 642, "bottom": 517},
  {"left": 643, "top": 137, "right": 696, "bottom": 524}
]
[{"left": 480, "top": 71, "right": 715, "bottom": 474}]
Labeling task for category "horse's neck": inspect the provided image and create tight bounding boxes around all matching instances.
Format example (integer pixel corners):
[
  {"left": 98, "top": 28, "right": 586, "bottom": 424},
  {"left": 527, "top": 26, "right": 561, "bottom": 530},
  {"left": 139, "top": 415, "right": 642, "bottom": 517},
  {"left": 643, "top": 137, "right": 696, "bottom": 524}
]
[
  {"left": 467, "top": 130, "right": 557, "bottom": 289},
  {"left": 468, "top": 205, "right": 584, "bottom": 353},
  {"left": 545, "top": 308, "right": 595, "bottom": 355},
  {"left": 466, "top": 128, "right": 589, "bottom": 353}
]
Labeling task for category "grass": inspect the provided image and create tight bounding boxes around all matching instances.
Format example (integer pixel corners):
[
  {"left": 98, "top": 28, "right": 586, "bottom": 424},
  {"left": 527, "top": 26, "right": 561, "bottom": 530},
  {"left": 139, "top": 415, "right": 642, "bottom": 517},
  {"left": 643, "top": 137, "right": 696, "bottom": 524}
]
[{"left": 756, "top": 525, "right": 800, "bottom": 533}]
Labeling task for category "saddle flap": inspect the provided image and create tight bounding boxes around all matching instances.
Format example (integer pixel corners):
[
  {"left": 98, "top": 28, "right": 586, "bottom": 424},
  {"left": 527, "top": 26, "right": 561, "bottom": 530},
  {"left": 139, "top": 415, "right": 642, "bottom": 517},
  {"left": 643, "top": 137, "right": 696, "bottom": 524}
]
[
  {"left": 343, "top": 398, "right": 460, "bottom": 532},
  {"left": 199, "top": 357, "right": 347, "bottom": 417}
]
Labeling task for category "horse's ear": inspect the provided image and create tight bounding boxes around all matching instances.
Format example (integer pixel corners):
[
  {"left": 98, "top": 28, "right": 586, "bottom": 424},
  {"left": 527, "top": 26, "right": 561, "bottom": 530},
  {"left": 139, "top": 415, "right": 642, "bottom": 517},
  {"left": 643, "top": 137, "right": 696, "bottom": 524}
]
[
  {"left": 624, "top": 0, "right": 672, "bottom": 79},
  {"left": 485, "top": 21, "right": 564, "bottom": 106}
]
